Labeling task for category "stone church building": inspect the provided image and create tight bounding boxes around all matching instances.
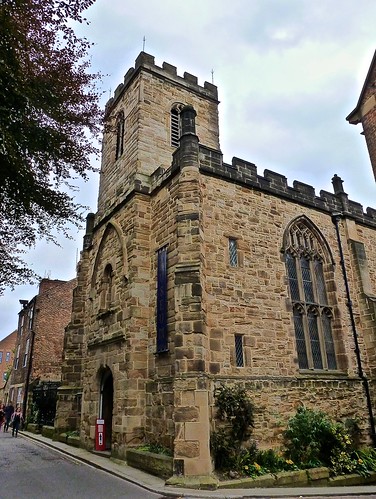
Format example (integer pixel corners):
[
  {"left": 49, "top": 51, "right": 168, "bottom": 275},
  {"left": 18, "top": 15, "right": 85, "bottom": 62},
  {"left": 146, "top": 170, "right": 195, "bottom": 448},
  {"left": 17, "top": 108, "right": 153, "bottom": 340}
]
[{"left": 55, "top": 51, "right": 376, "bottom": 478}]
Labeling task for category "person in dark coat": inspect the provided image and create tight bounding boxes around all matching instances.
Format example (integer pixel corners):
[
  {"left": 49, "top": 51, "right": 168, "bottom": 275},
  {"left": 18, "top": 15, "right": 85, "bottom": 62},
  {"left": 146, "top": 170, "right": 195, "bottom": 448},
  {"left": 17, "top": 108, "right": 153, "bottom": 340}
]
[
  {"left": 4, "top": 402, "right": 14, "bottom": 432},
  {"left": 11, "top": 406, "right": 23, "bottom": 437},
  {"left": 0, "top": 404, "right": 4, "bottom": 431}
]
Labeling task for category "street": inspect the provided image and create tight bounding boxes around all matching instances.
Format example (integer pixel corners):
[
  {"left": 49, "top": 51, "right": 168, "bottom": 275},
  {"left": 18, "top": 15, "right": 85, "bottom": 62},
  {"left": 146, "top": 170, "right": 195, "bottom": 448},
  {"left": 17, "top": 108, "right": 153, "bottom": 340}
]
[{"left": 0, "top": 431, "right": 166, "bottom": 499}]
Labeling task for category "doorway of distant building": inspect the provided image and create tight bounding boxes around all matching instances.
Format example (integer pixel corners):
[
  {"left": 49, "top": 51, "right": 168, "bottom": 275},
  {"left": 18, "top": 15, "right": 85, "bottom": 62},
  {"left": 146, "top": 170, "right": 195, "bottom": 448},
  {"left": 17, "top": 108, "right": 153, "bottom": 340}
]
[{"left": 99, "top": 367, "right": 113, "bottom": 450}]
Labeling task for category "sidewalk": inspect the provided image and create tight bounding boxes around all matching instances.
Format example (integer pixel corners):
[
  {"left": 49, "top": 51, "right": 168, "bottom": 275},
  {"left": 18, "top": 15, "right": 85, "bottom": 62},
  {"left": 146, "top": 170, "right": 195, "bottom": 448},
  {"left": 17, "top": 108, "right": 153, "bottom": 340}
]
[{"left": 20, "top": 430, "right": 376, "bottom": 498}]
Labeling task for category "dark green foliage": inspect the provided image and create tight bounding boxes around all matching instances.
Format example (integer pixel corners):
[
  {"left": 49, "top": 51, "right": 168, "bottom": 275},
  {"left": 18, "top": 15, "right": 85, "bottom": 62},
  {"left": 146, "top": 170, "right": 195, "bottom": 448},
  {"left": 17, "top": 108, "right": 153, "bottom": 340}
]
[
  {"left": 137, "top": 443, "right": 172, "bottom": 457},
  {"left": 211, "top": 384, "right": 255, "bottom": 470},
  {"left": 283, "top": 406, "right": 337, "bottom": 467},
  {"left": 0, "top": 0, "right": 102, "bottom": 292}
]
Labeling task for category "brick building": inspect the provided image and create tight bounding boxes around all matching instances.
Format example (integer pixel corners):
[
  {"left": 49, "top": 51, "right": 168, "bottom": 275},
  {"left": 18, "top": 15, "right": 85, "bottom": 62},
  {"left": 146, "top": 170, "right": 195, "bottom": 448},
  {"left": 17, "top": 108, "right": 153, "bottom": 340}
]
[
  {"left": 55, "top": 52, "right": 376, "bottom": 479},
  {"left": 0, "top": 330, "right": 17, "bottom": 400},
  {"left": 347, "top": 49, "right": 376, "bottom": 180},
  {"left": 7, "top": 278, "right": 75, "bottom": 421}
]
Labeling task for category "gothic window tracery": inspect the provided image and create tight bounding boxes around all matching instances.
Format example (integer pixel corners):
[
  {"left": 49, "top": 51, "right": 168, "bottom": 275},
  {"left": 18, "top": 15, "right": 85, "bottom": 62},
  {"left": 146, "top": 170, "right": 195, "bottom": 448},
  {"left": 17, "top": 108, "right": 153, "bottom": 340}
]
[{"left": 284, "top": 217, "right": 337, "bottom": 371}]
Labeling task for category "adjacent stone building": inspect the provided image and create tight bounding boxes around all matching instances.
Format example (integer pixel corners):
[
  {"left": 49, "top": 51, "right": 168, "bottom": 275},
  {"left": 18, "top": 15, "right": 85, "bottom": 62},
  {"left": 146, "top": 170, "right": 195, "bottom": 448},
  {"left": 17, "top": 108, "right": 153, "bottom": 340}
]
[
  {"left": 347, "top": 49, "right": 376, "bottom": 180},
  {"left": 55, "top": 52, "right": 376, "bottom": 478},
  {"left": 7, "top": 278, "right": 75, "bottom": 423},
  {"left": 0, "top": 330, "right": 17, "bottom": 401}
]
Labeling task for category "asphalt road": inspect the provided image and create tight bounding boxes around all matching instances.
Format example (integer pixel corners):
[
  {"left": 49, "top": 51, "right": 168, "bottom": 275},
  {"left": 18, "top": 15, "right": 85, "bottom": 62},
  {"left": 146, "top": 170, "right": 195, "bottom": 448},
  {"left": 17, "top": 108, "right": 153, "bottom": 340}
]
[{"left": 0, "top": 430, "right": 166, "bottom": 499}]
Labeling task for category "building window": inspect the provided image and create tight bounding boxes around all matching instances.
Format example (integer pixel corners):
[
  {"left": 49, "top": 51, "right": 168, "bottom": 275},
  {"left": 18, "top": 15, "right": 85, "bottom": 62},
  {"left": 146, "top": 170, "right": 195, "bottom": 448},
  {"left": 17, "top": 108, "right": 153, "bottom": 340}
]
[
  {"left": 17, "top": 387, "right": 22, "bottom": 404},
  {"left": 23, "top": 338, "right": 30, "bottom": 368},
  {"left": 14, "top": 345, "right": 20, "bottom": 370},
  {"left": 9, "top": 387, "right": 14, "bottom": 404},
  {"left": 115, "top": 112, "right": 125, "bottom": 160},
  {"left": 170, "top": 103, "right": 183, "bottom": 148},
  {"left": 234, "top": 334, "right": 244, "bottom": 367},
  {"left": 28, "top": 305, "right": 34, "bottom": 330},
  {"left": 156, "top": 246, "right": 168, "bottom": 353},
  {"left": 0, "top": 351, "right": 2, "bottom": 363},
  {"left": 3, "top": 372, "right": 7, "bottom": 382},
  {"left": 5, "top": 352, "right": 10, "bottom": 362},
  {"left": 284, "top": 217, "right": 337, "bottom": 371},
  {"left": 19, "top": 313, "right": 24, "bottom": 334},
  {"left": 229, "top": 238, "right": 238, "bottom": 267}
]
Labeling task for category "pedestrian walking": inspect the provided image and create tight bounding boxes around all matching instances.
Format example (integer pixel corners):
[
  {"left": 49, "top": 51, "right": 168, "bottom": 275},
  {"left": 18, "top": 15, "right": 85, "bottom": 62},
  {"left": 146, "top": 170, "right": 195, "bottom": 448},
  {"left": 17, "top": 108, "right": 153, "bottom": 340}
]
[
  {"left": 4, "top": 402, "right": 14, "bottom": 432},
  {"left": 11, "top": 406, "right": 23, "bottom": 438},
  {"left": 0, "top": 404, "right": 4, "bottom": 431}
]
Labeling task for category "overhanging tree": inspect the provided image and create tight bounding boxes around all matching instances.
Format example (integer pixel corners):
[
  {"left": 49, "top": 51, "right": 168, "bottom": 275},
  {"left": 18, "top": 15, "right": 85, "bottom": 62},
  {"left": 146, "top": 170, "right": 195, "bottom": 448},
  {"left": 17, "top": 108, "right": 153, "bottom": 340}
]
[{"left": 0, "top": 0, "right": 102, "bottom": 293}]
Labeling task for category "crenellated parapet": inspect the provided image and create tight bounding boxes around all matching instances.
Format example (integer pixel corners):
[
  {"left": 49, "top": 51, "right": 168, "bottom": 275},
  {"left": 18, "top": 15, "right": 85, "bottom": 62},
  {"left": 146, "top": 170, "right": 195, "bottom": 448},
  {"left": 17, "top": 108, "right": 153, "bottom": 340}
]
[
  {"left": 105, "top": 52, "right": 218, "bottom": 117},
  {"left": 199, "top": 144, "right": 376, "bottom": 227}
]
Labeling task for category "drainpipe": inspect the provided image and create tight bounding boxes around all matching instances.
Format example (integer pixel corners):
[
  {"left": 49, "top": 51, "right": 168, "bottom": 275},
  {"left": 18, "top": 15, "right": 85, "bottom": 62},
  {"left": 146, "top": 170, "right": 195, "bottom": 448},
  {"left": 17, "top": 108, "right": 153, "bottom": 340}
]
[{"left": 331, "top": 212, "right": 376, "bottom": 446}]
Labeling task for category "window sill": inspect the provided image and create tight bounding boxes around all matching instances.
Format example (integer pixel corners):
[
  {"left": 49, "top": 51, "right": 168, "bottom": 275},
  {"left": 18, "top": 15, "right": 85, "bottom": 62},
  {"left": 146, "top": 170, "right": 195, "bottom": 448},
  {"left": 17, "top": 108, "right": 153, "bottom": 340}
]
[
  {"left": 97, "top": 308, "right": 116, "bottom": 320},
  {"left": 298, "top": 369, "right": 348, "bottom": 378}
]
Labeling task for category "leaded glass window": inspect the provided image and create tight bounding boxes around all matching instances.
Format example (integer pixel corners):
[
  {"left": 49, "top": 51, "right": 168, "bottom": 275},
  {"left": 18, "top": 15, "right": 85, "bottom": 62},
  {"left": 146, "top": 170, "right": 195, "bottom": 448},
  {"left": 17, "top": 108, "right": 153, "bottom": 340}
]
[
  {"left": 229, "top": 238, "right": 238, "bottom": 267},
  {"left": 235, "top": 334, "right": 244, "bottom": 367},
  {"left": 285, "top": 218, "right": 337, "bottom": 371}
]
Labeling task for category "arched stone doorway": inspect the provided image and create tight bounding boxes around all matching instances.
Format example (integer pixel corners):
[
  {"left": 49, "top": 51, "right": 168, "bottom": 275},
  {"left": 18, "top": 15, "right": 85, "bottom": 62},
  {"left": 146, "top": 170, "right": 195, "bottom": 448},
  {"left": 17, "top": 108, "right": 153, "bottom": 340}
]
[{"left": 99, "top": 367, "right": 113, "bottom": 450}]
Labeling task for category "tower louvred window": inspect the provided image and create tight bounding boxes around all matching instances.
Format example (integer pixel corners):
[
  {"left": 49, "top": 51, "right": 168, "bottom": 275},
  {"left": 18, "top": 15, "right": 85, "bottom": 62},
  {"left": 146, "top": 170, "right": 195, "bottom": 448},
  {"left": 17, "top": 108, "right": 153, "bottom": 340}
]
[{"left": 170, "top": 104, "right": 184, "bottom": 148}]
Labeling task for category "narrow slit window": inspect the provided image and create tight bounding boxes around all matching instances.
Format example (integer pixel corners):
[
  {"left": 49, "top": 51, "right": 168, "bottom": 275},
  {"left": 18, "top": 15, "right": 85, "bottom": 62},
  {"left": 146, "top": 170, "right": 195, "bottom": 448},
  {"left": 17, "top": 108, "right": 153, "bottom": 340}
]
[
  {"left": 115, "top": 112, "right": 125, "bottom": 159},
  {"left": 229, "top": 238, "right": 238, "bottom": 267},
  {"left": 235, "top": 334, "right": 244, "bottom": 367},
  {"left": 156, "top": 246, "right": 168, "bottom": 353}
]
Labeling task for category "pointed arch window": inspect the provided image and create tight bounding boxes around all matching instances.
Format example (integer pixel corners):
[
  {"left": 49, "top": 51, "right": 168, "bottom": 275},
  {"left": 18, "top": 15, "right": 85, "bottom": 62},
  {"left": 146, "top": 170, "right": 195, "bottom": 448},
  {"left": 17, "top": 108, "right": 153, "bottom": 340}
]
[
  {"left": 284, "top": 218, "right": 337, "bottom": 371},
  {"left": 115, "top": 112, "right": 125, "bottom": 159},
  {"left": 170, "top": 103, "right": 184, "bottom": 148}
]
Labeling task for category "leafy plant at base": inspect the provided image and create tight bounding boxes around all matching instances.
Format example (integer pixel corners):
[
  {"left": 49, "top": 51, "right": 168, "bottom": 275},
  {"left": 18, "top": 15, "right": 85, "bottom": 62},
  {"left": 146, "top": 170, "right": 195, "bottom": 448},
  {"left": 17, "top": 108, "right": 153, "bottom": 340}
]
[
  {"left": 283, "top": 406, "right": 373, "bottom": 476},
  {"left": 211, "top": 384, "right": 255, "bottom": 471},
  {"left": 283, "top": 406, "right": 337, "bottom": 468},
  {"left": 136, "top": 442, "right": 172, "bottom": 456}
]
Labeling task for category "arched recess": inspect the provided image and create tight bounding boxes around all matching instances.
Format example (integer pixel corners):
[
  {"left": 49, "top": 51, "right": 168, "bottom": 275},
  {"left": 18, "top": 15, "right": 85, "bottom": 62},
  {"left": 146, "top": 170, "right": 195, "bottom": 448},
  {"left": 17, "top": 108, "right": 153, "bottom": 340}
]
[
  {"left": 91, "top": 221, "right": 128, "bottom": 292},
  {"left": 99, "top": 366, "right": 113, "bottom": 451}
]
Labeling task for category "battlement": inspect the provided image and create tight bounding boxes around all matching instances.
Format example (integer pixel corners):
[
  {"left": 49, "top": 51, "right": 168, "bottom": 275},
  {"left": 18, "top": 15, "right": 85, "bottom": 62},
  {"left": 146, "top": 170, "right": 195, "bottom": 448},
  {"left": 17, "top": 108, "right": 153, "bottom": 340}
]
[
  {"left": 105, "top": 52, "right": 218, "bottom": 116},
  {"left": 199, "top": 145, "right": 376, "bottom": 227}
]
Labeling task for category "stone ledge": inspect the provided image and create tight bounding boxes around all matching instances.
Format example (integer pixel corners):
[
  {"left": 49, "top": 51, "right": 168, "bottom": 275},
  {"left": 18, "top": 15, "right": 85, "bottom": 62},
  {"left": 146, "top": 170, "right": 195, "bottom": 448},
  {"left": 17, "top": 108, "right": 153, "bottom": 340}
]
[
  {"left": 126, "top": 449, "right": 173, "bottom": 479},
  {"left": 166, "top": 475, "right": 218, "bottom": 490},
  {"left": 214, "top": 469, "right": 376, "bottom": 490}
]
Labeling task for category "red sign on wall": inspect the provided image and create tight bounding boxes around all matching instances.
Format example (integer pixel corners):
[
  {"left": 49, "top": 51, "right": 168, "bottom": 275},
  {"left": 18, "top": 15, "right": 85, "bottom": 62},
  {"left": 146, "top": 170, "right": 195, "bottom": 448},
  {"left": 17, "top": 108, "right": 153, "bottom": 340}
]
[{"left": 95, "top": 418, "right": 105, "bottom": 451}]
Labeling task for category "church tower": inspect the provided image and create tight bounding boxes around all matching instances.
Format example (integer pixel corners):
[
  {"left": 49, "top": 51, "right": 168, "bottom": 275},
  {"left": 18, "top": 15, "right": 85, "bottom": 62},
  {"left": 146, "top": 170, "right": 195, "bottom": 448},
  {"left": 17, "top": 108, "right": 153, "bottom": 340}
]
[
  {"left": 97, "top": 52, "right": 219, "bottom": 215},
  {"left": 56, "top": 52, "right": 220, "bottom": 479}
]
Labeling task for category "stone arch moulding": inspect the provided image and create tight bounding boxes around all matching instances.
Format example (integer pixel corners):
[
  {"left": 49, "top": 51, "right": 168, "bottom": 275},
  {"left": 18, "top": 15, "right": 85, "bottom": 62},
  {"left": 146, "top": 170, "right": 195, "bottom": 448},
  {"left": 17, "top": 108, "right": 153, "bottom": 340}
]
[
  {"left": 90, "top": 220, "right": 129, "bottom": 290},
  {"left": 282, "top": 214, "right": 335, "bottom": 265}
]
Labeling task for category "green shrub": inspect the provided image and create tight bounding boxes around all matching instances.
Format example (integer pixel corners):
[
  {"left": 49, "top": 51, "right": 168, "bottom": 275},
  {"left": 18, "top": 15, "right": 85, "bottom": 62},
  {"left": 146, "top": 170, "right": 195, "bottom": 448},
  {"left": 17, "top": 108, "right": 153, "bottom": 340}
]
[
  {"left": 283, "top": 406, "right": 341, "bottom": 468},
  {"left": 211, "top": 384, "right": 255, "bottom": 471}
]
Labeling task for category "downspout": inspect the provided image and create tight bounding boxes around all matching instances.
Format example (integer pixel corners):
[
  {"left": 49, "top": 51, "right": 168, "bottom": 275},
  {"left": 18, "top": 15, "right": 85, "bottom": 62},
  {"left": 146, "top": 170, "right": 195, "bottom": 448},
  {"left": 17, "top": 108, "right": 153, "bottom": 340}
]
[{"left": 331, "top": 212, "right": 376, "bottom": 446}]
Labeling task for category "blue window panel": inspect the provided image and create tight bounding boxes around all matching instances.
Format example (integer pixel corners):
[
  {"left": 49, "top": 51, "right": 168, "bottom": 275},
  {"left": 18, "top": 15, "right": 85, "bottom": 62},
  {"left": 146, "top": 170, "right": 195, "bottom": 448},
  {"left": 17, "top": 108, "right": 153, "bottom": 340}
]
[
  {"left": 156, "top": 247, "right": 168, "bottom": 353},
  {"left": 293, "top": 308, "right": 308, "bottom": 369}
]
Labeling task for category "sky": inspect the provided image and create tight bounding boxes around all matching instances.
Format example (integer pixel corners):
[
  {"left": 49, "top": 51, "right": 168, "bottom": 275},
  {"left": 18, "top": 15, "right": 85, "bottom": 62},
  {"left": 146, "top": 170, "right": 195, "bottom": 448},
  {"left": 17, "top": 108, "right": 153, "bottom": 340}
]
[{"left": 1, "top": 0, "right": 375, "bottom": 340}]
